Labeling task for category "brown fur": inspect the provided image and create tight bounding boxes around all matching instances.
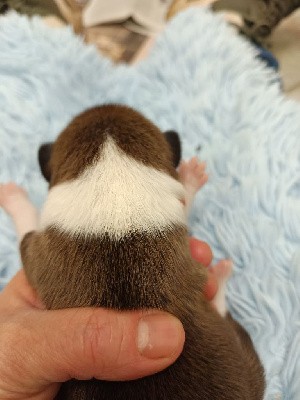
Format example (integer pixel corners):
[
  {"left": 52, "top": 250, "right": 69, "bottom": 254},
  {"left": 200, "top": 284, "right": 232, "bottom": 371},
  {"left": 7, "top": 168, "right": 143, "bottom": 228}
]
[
  {"left": 20, "top": 105, "right": 265, "bottom": 399},
  {"left": 48, "top": 105, "right": 177, "bottom": 187}
]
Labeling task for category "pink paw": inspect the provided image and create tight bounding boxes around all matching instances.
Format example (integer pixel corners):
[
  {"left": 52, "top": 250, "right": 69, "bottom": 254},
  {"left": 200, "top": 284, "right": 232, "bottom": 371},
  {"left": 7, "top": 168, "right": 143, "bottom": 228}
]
[
  {"left": 0, "top": 182, "right": 28, "bottom": 215},
  {"left": 210, "top": 259, "right": 233, "bottom": 282},
  {"left": 210, "top": 259, "right": 233, "bottom": 317},
  {"left": 178, "top": 156, "right": 208, "bottom": 196}
]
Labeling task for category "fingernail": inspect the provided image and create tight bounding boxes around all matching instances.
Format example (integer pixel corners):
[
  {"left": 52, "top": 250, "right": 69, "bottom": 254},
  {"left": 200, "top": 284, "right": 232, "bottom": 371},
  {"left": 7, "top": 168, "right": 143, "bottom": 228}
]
[{"left": 137, "top": 314, "right": 184, "bottom": 359}]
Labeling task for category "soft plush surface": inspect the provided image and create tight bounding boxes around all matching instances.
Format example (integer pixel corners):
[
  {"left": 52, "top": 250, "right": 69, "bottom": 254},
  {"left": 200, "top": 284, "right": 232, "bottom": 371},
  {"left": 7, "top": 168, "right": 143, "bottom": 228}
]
[{"left": 0, "top": 8, "right": 300, "bottom": 399}]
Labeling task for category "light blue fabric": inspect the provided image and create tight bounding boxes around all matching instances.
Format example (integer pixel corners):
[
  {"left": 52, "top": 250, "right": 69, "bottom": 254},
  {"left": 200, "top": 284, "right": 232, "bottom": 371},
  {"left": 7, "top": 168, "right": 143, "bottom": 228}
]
[{"left": 0, "top": 8, "right": 300, "bottom": 399}]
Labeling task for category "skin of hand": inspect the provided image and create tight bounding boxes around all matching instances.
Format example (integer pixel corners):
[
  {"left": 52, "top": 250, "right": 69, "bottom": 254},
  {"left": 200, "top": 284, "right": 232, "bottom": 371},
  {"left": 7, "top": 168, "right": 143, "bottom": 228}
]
[
  {"left": 189, "top": 238, "right": 218, "bottom": 300},
  {"left": 0, "top": 237, "right": 217, "bottom": 400}
]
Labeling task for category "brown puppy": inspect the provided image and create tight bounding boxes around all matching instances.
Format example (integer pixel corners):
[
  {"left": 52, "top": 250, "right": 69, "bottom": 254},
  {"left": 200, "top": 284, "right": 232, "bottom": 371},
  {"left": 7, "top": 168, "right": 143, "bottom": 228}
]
[{"left": 20, "top": 105, "right": 265, "bottom": 399}]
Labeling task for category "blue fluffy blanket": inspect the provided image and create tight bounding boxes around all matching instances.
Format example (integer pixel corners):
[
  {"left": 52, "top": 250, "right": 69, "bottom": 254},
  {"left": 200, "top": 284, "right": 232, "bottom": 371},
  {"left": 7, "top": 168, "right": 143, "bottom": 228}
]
[{"left": 0, "top": 8, "right": 300, "bottom": 399}]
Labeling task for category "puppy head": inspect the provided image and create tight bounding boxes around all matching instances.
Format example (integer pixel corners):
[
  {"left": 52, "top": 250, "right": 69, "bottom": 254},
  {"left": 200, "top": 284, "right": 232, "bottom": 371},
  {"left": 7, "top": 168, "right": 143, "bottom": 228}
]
[{"left": 38, "top": 105, "right": 181, "bottom": 187}]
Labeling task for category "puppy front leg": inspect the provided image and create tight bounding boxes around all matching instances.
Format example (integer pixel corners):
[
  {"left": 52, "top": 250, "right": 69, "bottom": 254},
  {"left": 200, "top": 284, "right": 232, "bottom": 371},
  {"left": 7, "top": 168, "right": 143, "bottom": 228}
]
[
  {"left": 178, "top": 156, "right": 208, "bottom": 212},
  {"left": 0, "top": 183, "right": 39, "bottom": 242},
  {"left": 0, "top": 182, "right": 42, "bottom": 288}
]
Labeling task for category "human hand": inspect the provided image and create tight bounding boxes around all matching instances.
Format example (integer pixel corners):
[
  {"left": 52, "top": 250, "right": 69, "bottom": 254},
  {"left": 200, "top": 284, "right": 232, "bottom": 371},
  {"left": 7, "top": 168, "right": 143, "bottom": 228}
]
[
  {"left": 0, "top": 270, "right": 185, "bottom": 400},
  {"left": 189, "top": 237, "right": 218, "bottom": 300},
  {"left": 0, "top": 238, "right": 217, "bottom": 400},
  {"left": 190, "top": 237, "right": 233, "bottom": 316}
]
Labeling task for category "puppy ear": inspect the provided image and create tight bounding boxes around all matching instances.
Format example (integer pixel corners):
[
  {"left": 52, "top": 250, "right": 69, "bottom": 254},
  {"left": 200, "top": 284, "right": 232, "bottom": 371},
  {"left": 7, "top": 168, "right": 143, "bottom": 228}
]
[
  {"left": 164, "top": 130, "right": 181, "bottom": 168},
  {"left": 38, "top": 143, "right": 53, "bottom": 182}
]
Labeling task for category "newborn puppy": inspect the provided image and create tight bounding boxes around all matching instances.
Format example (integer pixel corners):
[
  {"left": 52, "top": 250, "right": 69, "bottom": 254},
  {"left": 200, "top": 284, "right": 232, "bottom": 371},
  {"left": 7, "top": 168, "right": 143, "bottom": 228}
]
[{"left": 9, "top": 105, "right": 265, "bottom": 399}]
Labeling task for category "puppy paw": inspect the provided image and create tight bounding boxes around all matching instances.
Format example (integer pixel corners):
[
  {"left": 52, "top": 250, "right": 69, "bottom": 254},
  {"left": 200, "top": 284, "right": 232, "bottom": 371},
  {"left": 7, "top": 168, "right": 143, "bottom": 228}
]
[
  {"left": 210, "top": 259, "right": 233, "bottom": 282},
  {"left": 178, "top": 157, "right": 208, "bottom": 197}
]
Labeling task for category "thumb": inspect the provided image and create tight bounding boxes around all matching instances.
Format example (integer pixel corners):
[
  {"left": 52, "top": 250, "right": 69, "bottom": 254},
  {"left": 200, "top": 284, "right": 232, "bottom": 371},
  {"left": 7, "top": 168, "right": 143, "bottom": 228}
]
[{"left": 24, "top": 307, "right": 185, "bottom": 384}]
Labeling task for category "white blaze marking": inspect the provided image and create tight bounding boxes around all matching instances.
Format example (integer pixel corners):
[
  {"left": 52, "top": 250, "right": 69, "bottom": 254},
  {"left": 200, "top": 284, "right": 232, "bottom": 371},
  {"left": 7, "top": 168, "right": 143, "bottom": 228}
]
[{"left": 40, "top": 138, "right": 186, "bottom": 238}]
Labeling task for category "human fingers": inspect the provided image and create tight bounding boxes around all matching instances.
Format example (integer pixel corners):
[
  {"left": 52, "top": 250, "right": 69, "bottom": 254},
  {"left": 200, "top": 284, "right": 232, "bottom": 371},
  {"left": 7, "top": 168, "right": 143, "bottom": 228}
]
[
  {"left": 0, "top": 307, "right": 185, "bottom": 397},
  {"left": 189, "top": 237, "right": 213, "bottom": 267}
]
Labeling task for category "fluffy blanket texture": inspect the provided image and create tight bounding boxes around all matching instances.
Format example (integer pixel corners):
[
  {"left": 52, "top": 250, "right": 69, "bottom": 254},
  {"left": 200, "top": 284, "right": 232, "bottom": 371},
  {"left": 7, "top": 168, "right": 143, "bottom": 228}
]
[{"left": 0, "top": 8, "right": 300, "bottom": 399}]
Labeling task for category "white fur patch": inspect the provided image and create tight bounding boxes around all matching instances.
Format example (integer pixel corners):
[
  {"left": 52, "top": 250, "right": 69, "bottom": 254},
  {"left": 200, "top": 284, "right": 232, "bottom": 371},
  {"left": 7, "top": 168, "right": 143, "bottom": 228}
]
[{"left": 40, "top": 138, "right": 186, "bottom": 238}]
